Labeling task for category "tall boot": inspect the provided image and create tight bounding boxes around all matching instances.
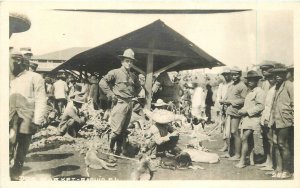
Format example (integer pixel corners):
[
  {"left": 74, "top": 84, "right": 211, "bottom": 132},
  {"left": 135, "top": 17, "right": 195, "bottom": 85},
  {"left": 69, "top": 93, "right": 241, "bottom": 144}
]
[{"left": 115, "top": 135, "right": 123, "bottom": 156}]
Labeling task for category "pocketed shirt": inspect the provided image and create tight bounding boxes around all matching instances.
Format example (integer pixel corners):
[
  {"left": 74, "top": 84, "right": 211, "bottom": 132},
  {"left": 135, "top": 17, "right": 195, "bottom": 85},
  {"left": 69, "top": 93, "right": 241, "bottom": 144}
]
[
  {"left": 225, "top": 80, "right": 248, "bottom": 117},
  {"left": 99, "top": 66, "right": 141, "bottom": 99},
  {"left": 239, "top": 87, "right": 265, "bottom": 131}
]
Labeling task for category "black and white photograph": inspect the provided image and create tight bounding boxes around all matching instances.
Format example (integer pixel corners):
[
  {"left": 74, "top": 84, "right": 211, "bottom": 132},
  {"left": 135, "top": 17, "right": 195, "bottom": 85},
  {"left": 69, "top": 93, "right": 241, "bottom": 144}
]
[{"left": 1, "top": 1, "right": 299, "bottom": 187}]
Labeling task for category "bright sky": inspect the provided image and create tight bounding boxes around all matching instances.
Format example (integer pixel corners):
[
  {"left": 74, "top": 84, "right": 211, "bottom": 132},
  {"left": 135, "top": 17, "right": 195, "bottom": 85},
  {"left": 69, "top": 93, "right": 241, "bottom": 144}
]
[{"left": 9, "top": 5, "right": 294, "bottom": 73}]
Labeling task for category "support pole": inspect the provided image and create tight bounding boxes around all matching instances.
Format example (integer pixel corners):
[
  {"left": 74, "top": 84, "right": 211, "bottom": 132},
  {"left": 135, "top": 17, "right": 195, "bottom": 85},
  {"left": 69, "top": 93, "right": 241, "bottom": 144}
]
[{"left": 145, "top": 54, "right": 154, "bottom": 109}]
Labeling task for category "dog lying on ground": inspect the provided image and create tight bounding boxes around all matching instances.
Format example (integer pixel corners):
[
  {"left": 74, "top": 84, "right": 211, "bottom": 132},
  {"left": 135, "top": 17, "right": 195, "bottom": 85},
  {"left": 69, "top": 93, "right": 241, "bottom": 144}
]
[{"left": 84, "top": 143, "right": 117, "bottom": 174}]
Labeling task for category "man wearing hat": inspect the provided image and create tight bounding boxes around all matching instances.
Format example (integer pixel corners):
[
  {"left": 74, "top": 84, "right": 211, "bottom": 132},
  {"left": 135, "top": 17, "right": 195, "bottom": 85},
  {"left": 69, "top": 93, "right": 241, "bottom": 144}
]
[
  {"left": 259, "top": 70, "right": 277, "bottom": 172},
  {"left": 268, "top": 68, "right": 294, "bottom": 178},
  {"left": 287, "top": 65, "right": 294, "bottom": 82},
  {"left": 259, "top": 62, "right": 275, "bottom": 92},
  {"left": 53, "top": 74, "right": 69, "bottom": 117},
  {"left": 57, "top": 94, "right": 87, "bottom": 137},
  {"left": 145, "top": 110, "right": 180, "bottom": 159},
  {"left": 220, "top": 66, "right": 248, "bottom": 160},
  {"left": 88, "top": 75, "right": 100, "bottom": 110},
  {"left": 29, "top": 62, "right": 38, "bottom": 72},
  {"left": 9, "top": 49, "right": 47, "bottom": 180},
  {"left": 215, "top": 67, "right": 233, "bottom": 152},
  {"left": 235, "top": 70, "right": 265, "bottom": 168},
  {"left": 99, "top": 48, "right": 141, "bottom": 155}
]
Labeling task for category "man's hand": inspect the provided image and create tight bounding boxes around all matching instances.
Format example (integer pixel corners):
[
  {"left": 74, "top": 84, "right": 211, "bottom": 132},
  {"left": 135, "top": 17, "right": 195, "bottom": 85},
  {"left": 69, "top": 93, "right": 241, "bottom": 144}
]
[
  {"left": 238, "top": 109, "right": 247, "bottom": 116},
  {"left": 109, "top": 94, "right": 118, "bottom": 105}
]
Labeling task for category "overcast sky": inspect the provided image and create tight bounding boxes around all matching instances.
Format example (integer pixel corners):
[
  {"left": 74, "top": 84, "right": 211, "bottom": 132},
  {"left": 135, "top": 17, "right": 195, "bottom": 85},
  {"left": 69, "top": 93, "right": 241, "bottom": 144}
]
[{"left": 9, "top": 6, "right": 294, "bottom": 73}]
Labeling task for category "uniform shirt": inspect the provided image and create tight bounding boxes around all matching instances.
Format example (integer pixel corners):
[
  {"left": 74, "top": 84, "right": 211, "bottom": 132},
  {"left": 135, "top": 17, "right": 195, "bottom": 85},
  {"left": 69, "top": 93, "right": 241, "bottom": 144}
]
[
  {"left": 239, "top": 87, "right": 265, "bottom": 131},
  {"left": 99, "top": 66, "right": 140, "bottom": 99},
  {"left": 53, "top": 79, "right": 68, "bottom": 99},
  {"left": 270, "top": 81, "right": 293, "bottom": 128},
  {"left": 10, "top": 70, "right": 47, "bottom": 133},
  {"left": 225, "top": 80, "right": 248, "bottom": 117}
]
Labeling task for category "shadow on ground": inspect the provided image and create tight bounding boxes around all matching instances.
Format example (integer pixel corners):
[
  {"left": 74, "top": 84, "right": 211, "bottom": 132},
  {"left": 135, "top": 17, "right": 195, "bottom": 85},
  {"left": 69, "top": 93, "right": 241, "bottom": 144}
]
[
  {"left": 24, "top": 165, "right": 80, "bottom": 177},
  {"left": 26, "top": 153, "right": 74, "bottom": 162}
]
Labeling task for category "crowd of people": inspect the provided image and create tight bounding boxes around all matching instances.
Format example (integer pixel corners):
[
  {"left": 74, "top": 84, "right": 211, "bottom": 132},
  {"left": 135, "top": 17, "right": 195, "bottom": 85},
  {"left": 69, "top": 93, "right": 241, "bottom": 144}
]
[
  {"left": 9, "top": 47, "right": 294, "bottom": 180},
  {"left": 214, "top": 63, "right": 294, "bottom": 179}
]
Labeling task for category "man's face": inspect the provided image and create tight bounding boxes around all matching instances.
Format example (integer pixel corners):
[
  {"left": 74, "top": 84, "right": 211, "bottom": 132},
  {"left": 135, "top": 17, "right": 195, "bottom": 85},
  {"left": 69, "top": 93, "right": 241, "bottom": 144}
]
[
  {"left": 231, "top": 73, "right": 241, "bottom": 82},
  {"left": 10, "top": 54, "right": 24, "bottom": 76},
  {"left": 275, "top": 72, "right": 287, "bottom": 85},
  {"left": 266, "top": 76, "right": 276, "bottom": 86},
  {"left": 261, "top": 68, "right": 272, "bottom": 77},
  {"left": 246, "top": 78, "right": 259, "bottom": 89},
  {"left": 222, "top": 73, "right": 232, "bottom": 82},
  {"left": 121, "top": 58, "right": 134, "bottom": 70}
]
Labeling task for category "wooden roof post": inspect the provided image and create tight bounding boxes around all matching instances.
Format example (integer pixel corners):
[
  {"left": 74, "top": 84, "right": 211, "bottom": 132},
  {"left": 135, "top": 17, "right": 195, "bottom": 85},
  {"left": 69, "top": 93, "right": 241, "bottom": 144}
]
[{"left": 145, "top": 53, "right": 154, "bottom": 109}]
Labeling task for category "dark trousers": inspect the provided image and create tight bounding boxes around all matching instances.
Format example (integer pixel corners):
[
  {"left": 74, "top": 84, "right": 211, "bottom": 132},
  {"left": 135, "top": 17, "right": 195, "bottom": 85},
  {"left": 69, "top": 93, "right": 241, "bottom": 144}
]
[
  {"left": 10, "top": 133, "right": 32, "bottom": 180},
  {"left": 276, "top": 126, "right": 293, "bottom": 173},
  {"left": 205, "top": 105, "right": 212, "bottom": 122}
]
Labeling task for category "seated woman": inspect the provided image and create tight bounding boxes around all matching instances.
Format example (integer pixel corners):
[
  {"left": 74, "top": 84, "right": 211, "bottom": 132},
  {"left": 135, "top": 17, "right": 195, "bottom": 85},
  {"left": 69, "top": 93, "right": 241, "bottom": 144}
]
[{"left": 235, "top": 70, "right": 265, "bottom": 168}]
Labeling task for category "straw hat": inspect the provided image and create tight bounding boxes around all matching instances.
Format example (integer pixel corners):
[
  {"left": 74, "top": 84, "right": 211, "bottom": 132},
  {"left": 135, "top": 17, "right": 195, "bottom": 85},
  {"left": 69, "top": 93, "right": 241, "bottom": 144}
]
[
  {"left": 153, "top": 99, "right": 168, "bottom": 107},
  {"left": 151, "top": 109, "right": 176, "bottom": 124},
  {"left": 118, "top": 48, "right": 136, "bottom": 61}
]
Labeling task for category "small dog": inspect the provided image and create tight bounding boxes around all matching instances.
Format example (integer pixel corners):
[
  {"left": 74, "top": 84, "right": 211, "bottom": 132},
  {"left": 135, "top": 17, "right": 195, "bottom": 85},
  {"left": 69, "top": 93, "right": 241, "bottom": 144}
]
[
  {"left": 85, "top": 143, "right": 117, "bottom": 173},
  {"left": 131, "top": 154, "right": 154, "bottom": 180}
]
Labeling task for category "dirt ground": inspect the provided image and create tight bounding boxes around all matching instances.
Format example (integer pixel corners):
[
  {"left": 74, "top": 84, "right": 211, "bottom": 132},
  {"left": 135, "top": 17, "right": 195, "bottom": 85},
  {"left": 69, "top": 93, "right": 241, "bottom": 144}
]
[{"left": 19, "top": 122, "right": 290, "bottom": 181}]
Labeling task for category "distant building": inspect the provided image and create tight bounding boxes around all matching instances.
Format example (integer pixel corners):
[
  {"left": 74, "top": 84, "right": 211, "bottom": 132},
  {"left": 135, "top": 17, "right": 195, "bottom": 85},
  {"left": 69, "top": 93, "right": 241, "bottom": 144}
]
[{"left": 30, "top": 47, "right": 89, "bottom": 72}]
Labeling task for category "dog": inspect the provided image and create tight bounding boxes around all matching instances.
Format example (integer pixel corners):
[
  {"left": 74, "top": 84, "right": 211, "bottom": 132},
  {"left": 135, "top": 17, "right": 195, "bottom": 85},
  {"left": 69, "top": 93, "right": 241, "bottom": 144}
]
[
  {"left": 131, "top": 154, "right": 154, "bottom": 180},
  {"left": 84, "top": 143, "right": 117, "bottom": 176}
]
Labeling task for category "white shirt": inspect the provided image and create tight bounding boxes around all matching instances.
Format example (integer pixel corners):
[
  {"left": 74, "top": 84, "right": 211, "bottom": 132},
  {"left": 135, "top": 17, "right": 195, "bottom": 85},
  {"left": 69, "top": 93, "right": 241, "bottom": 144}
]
[
  {"left": 191, "top": 86, "right": 206, "bottom": 118},
  {"left": 215, "top": 81, "right": 232, "bottom": 110},
  {"left": 10, "top": 70, "right": 47, "bottom": 126},
  {"left": 53, "top": 79, "right": 68, "bottom": 99}
]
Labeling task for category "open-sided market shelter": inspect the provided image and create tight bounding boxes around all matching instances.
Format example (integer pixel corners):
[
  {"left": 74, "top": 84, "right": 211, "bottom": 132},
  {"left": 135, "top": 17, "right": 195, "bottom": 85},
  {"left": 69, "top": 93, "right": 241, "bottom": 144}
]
[{"left": 52, "top": 19, "right": 225, "bottom": 108}]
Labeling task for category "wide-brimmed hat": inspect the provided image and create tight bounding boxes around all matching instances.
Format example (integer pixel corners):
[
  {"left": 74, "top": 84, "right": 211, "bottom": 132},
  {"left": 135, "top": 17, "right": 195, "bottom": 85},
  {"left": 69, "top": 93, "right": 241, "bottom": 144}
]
[
  {"left": 259, "top": 63, "right": 275, "bottom": 70},
  {"left": 244, "top": 70, "right": 262, "bottom": 79},
  {"left": 153, "top": 99, "right": 168, "bottom": 107},
  {"left": 287, "top": 65, "right": 294, "bottom": 71},
  {"left": 230, "top": 66, "right": 242, "bottom": 74},
  {"left": 89, "top": 75, "right": 99, "bottom": 84},
  {"left": 270, "top": 68, "right": 288, "bottom": 74},
  {"left": 72, "top": 94, "right": 85, "bottom": 104},
  {"left": 118, "top": 48, "right": 136, "bottom": 61},
  {"left": 151, "top": 109, "right": 177, "bottom": 124}
]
